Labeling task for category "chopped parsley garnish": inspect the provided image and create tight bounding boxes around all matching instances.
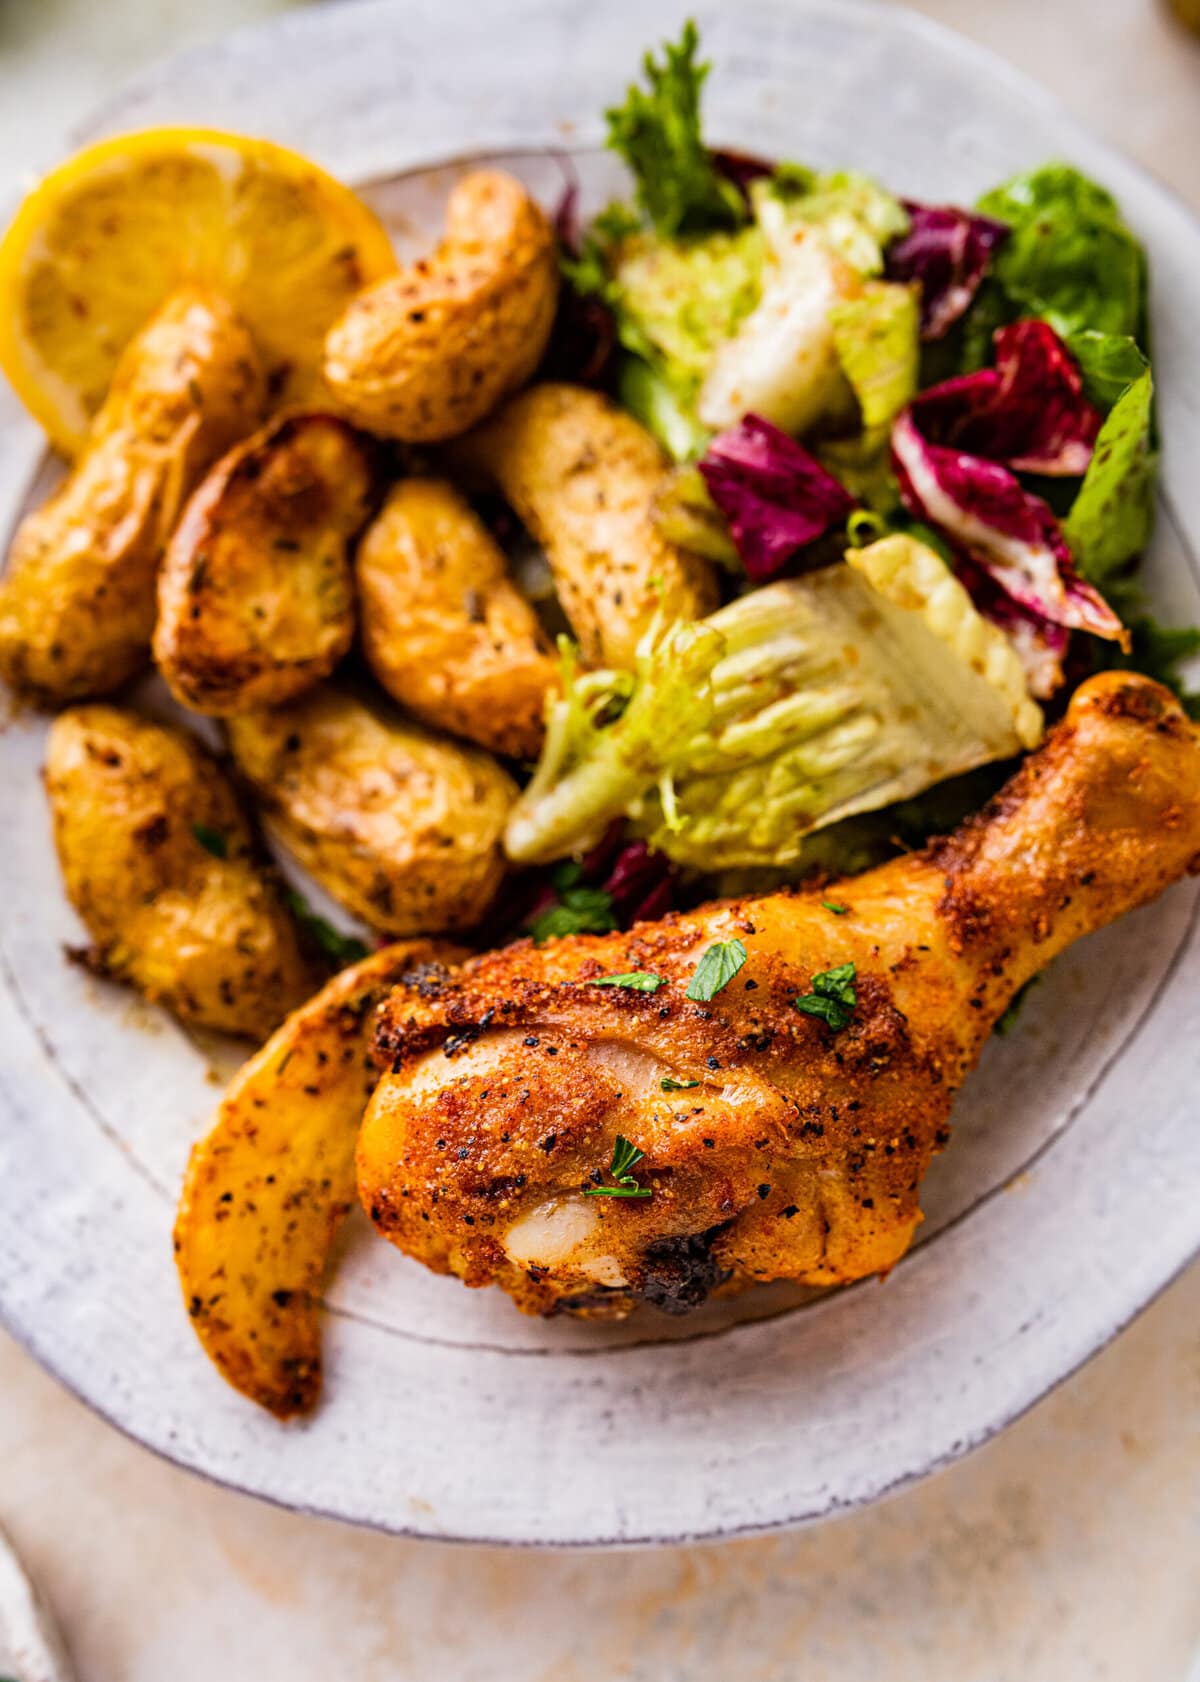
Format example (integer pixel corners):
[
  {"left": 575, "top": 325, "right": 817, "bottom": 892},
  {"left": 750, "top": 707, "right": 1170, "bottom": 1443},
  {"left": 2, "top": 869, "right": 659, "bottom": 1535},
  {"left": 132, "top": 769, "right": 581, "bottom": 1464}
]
[
  {"left": 190, "top": 822, "right": 228, "bottom": 860},
  {"left": 591, "top": 971, "right": 665, "bottom": 993},
  {"left": 527, "top": 860, "right": 617, "bottom": 943},
  {"left": 287, "top": 891, "right": 369, "bottom": 968},
  {"left": 821, "top": 900, "right": 849, "bottom": 916},
  {"left": 685, "top": 938, "right": 748, "bottom": 1001},
  {"left": 793, "top": 962, "right": 857, "bottom": 1032},
  {"left": 583, "top": 1133, "right": 653, "bottom": 1198},
  {"left": 661, "top": 1075, "right": 701, "bottom": 1091}
]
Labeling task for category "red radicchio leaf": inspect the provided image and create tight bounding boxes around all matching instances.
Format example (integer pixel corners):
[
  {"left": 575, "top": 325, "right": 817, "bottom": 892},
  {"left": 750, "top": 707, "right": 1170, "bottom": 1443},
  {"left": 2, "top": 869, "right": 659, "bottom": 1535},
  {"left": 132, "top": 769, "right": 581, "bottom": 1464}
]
[
  {"left": 891, "top": 407, "right": 1127, "bottom": 648},
  {"left": 542, "top": 176, "right": 617, "bottom": 389},
  {"left": 553, "top": 176, "right": 583, "bottom": 253},
  {"left": 884, "top": 200, "right": 1008, "bottom": 340},
  {"left": 697, "top": 413, "right": 856, "bottom": 583},
  {"left": 952, "top": 553, "right": 1070, "bottom": 699},
  {"left": 910, "top": 320, "right": 1102, "bottom": 476},
  {"left": 509, "top": 828, "right": 677, "bottom": 944},
  {"left": 591, "top": 834, "right": 677, "bottom": 925}
]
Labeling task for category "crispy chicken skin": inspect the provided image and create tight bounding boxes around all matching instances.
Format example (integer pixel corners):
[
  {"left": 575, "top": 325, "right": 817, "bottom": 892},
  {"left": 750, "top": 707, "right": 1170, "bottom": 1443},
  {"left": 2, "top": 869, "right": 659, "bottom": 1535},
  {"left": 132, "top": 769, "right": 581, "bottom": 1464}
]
[{"left": 359, "top": 673, "right": 1200, "bottom": 1317}]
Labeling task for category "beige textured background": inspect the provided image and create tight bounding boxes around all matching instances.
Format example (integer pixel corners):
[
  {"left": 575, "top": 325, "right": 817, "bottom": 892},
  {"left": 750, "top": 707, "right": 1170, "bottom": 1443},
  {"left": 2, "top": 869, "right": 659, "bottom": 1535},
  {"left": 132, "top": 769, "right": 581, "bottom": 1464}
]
[{"left": 0, "top": 3, "right": 1197, "bottom": 1679}]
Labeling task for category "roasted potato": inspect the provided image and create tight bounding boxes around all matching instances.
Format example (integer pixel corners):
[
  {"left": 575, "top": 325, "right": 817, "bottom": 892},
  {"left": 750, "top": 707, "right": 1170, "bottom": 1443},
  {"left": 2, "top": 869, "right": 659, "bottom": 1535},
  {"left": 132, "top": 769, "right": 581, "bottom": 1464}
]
[
  {"left": 0, "top": 288, "right": 265, "bottom": 703},
  {"left": 153, "top": 412, "right": 379, "bottom": 715},
  {"left": 45, "top": 706, "right": 318, "bottom": 1038},
  {"left": 454, "top": 383, "right": 719, "bottom": 669},
  {"left": 227, "top": 685, "right": 518, "bottom": 934},
  {"left": 323, "top": 170, "right": 558, "bottom": 442},
  {"left": 356, "top": 477, "right": 557, "bottom": 760},
  {"left": 175, "top": 938, "right": 465, "bottom": 1416}
]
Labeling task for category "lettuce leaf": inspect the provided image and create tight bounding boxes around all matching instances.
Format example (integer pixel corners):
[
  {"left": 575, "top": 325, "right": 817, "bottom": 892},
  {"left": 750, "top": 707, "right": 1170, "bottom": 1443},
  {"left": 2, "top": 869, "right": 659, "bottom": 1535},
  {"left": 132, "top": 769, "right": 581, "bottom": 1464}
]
[
  {"left": 616, "top": 355, "right": 712, "bottom": 463},
  {"left": 762, "top": 168, "right": 910, "bottom": 276},
  {"left": 504, "top": 538, "right": 1042, "bottom": 869},
  {"left": 1062, "top": 370, "right": 1156, "bottom": 580},
  {"left": 884, "top": 201, "right": 1008, "bottom": 339},
  {"left": 829, "top": 281, "right": 920, "bottom": 430},
  {"left": 604, "top": 20, "right": 744, "bottom": 237},
  {"left": 698, "top": 219, "right": 859, "bottom": 435},
  {"left": 609, "top": 226, "right": 765, "bottom": 393},
  {"left": 1064, "top": 330, "right": 1150, "bottom": 411},
  {"left": 976, "top": 163, "right": 1146, "bottom": 342},
  {"left": 697, "top": 414, "right": 856, "bottom": 581},
  {"left": 651, "top": 464, "right": 740, "bottom": 566}
]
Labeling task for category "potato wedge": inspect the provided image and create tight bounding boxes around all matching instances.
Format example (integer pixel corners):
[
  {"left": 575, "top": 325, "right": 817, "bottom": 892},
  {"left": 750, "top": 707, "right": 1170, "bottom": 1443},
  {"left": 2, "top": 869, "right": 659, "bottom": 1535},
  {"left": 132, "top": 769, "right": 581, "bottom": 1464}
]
[
  {"left": 45, "top": 705, "right": 318, "bottom": 1038},
  {"left": 323, "top": 170, "right": 557, "bottom": 441},
  {"left": 357, "top": 477, "right": 557, "bottom": 760},
  {"left": 454, "top": 383, "right": 719, "bottom": 669},
  {"left": 0, "top": 287, "right": 265, "bottom": 703},
  {"left": 154, "top": 412, "right": 379, "bottom": 715},
  {"left": 227, "top": 685, "right": 517, "bottom": 935},
  {"left": 175, "top": 939, "right": 465, "bottom": 1416}
]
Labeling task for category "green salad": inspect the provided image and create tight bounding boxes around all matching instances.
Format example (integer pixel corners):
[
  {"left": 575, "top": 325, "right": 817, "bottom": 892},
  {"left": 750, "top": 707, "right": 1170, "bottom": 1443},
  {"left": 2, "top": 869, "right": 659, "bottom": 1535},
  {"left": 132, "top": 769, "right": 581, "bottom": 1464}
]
[{"left": 509, "top": 20, "right": 1198, "bottom": 930}]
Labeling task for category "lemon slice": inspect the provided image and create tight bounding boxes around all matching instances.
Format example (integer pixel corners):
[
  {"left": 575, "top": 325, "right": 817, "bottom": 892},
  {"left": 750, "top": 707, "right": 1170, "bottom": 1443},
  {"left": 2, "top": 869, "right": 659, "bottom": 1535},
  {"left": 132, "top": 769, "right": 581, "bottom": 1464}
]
[{"left": 0, "top": 127, "right": 398, "bottom": 455}]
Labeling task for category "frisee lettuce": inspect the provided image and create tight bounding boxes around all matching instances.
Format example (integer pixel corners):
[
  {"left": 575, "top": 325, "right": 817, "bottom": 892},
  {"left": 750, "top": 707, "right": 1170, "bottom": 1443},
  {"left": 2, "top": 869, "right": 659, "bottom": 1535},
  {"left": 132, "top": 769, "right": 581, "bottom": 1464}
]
[{"left": 604, "top": 20, "right": 744, "bottom": 238}]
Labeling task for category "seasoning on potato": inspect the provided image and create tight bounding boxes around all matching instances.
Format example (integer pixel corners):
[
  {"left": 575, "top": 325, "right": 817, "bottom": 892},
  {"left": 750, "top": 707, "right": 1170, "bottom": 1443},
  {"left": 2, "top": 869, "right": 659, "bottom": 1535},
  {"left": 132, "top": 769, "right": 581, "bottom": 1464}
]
[
  {"left": 175, "top": 938, "right": 466, "bottom": 1417},
  {"left": 154, "top": 412, "right": 379, "bottom": 716},
  {"left": 356, "top": 477, "right": 558, "bottom": 760},
  {"left": 454, "top": 382, "right": 719, "bottom": 669},
  {"left": 323, "top": 169, "right": 558, "bottom": 441},
  {"left": 45, "top": 706, "right": 318, "bottom": 1039},
  {"left": 0, "top": 288, "right": 265, "bottom": 704},
  {"left": 227, "top": 685, "right": 518, "bottom": 935}
]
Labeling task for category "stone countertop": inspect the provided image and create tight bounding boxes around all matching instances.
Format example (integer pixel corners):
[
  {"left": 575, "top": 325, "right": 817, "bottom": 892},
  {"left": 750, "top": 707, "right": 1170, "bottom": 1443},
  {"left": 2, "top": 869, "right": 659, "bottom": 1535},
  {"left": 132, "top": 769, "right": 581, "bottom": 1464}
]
[{"left": 0, "top": 3, "right": 1197, "bottom": 1678}]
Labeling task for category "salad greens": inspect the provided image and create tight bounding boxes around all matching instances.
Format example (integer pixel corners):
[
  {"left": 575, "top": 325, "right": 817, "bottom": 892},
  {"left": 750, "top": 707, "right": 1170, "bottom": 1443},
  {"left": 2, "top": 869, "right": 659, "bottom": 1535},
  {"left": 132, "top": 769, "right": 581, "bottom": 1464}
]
[
  {"left": 604, "top": 20, "right": 744, "bottom": 238},
  {"left": 521, "top": 20, "right": 1197, "bottom": 909},
  {"left": 828, "top": 281, "right": 920, "bottom": 431},
  {"left": 975, "top": 164, "right": 1146, "bottom": 343},
  {"left": 1062, "top": 370, "right": 1156, "bottom": 581},
  {"left": 505, "top": 536, "right": 1043, "bottom": 871}
]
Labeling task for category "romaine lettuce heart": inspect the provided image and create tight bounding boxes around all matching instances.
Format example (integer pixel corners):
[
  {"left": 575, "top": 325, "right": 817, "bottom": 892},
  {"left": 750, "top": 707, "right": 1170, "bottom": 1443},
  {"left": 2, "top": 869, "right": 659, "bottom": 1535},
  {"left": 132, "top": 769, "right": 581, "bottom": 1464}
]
[{"left": 504, "top": 538, "right": 1042, "bottom": 870}]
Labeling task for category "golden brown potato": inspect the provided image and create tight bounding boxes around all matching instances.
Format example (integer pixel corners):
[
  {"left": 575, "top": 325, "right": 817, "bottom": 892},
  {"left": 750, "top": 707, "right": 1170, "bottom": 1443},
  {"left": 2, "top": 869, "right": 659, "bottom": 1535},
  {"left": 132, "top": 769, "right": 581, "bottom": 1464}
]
[
  {"left": 0, "top": 288, "right": 265, "bottom": 703},
  {"left": 356, "top": 477, "right": 558, "bottom": 760},
  {"left": 227, "top": 686, "right": 517, "bottom": 935},
  {"left": 153, "top": 412, "right": 379, "bottom": 715},
  {"left": 175, "top": 938, "right": 466, "bottom": 1416},
  {"left": 323, "top": 170, "right": 558, "bottom": 442},
  {"left": 454, "top": 383, "right": 719, "bottom": 669},
  {"left": 45, "top": 706, "right": 318, "bottom": 1039}
]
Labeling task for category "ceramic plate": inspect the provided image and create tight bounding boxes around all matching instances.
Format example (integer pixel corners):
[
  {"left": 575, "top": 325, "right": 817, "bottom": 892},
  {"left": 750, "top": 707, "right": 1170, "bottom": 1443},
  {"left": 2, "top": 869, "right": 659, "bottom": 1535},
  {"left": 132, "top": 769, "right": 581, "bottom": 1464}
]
[{"left": 0, "top": 0, "right": 1197, "bottom": 1547}]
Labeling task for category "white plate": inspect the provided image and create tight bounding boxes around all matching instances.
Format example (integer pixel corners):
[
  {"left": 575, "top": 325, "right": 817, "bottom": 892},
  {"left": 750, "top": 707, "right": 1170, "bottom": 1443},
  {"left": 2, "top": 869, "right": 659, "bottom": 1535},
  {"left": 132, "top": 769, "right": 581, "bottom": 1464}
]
[{"left": 0, "top": 0, "right": 1198, "bottom": 1547}]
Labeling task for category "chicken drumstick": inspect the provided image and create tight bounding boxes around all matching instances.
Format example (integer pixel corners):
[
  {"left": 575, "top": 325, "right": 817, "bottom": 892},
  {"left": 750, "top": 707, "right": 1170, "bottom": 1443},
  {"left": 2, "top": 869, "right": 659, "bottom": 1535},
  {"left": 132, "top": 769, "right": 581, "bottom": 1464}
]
[{"left": 358, "top": 673, "right": 1200, "bottom": 1317}]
